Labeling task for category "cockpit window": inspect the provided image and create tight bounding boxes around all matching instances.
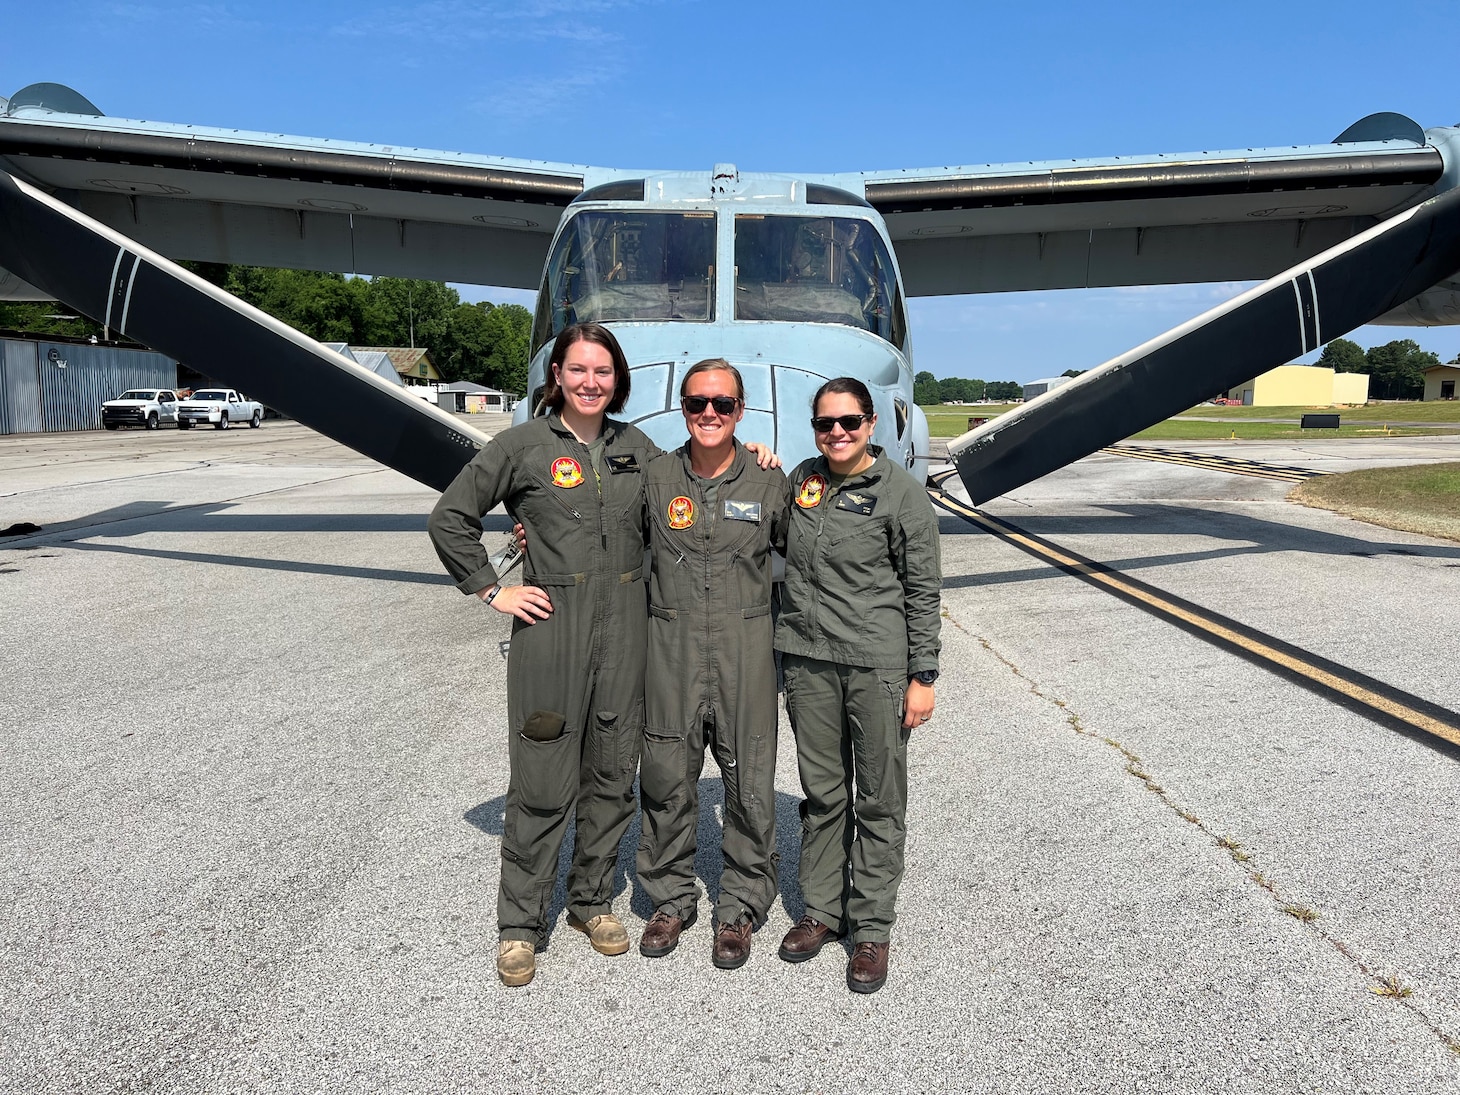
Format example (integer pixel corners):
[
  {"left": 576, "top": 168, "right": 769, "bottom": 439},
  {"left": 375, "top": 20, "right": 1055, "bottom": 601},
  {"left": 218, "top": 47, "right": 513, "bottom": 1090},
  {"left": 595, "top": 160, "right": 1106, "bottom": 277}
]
[
  {"left": 532, "top": 211, "right": 716, "bottom": 352},
  {"left": 734, "top": 215, "right": 906, "bottom": 350}
]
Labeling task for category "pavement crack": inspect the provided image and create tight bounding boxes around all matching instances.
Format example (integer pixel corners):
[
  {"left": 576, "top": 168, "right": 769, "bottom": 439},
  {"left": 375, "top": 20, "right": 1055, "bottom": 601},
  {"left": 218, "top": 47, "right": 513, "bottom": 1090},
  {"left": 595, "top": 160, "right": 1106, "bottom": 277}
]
[{"left": 972, "top": 631, "right": 1460, "bottom": 1057}]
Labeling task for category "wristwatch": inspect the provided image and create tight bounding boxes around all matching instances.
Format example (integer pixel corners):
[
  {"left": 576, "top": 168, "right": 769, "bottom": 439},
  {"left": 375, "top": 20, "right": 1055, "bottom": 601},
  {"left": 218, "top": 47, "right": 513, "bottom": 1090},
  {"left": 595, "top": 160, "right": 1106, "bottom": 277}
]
[{"left": 911, "top": 670, "right": 939, "bottom": 686}]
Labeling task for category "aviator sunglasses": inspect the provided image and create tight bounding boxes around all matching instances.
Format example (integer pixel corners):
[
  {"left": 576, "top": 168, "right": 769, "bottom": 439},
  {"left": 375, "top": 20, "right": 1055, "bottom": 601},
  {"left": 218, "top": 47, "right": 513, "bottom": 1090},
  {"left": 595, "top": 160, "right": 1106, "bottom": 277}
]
[
  {"left": 811, "top": 413, "right": 871, "bottom": 433},
  {"left": 682, "top": 395, "right": 742, "bottom": 415}
]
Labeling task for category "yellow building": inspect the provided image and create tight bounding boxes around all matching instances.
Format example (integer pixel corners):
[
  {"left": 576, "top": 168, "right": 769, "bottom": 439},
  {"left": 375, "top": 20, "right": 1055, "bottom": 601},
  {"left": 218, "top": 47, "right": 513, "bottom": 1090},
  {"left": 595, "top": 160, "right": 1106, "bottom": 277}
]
[
  {"left": 1225, "top": 364, "right": 1368, "bottom": 407},
  {"left": 1422, "top": 364, "right": 1460, "bottom": 401}
]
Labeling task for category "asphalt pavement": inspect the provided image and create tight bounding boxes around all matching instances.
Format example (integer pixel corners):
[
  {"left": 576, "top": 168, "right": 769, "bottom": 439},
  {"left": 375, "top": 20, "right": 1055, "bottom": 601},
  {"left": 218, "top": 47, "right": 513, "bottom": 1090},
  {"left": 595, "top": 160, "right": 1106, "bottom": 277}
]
[{"left": 2, "top": 421, "right": 1458, "bottom": 1093}]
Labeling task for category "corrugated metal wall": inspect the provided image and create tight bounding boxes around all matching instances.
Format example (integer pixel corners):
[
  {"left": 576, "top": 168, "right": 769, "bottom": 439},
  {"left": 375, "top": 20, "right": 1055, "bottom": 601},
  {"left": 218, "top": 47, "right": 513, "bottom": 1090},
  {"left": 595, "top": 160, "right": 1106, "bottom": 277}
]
[
  {"left": 0, "top": 340, "right": 42, "bottom": 434},
  {"left": 0, "top": 337, "right": 176, "bottom": 434}
]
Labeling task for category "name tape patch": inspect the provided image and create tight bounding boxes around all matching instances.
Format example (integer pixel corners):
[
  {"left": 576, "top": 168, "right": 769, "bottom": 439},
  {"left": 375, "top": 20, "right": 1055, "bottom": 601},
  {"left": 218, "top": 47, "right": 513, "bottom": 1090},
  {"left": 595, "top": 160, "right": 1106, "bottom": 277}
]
[
  {"left": 723, "top": 499, "right": 762, "bottom": 523},
  {"left": 835, "top": 490, "right": 878, "bottom": 516}
]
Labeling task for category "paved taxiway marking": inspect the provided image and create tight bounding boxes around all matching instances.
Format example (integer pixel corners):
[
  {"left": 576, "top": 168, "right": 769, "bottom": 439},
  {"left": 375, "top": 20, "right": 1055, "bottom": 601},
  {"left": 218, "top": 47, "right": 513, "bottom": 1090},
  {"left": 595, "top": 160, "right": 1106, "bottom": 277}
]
[
  {"left": 928, "top": 471, "right": 1460, "bottom": 754},
  {"left": 1099, "top": 445, "right": 1328, "bottom": 482}
]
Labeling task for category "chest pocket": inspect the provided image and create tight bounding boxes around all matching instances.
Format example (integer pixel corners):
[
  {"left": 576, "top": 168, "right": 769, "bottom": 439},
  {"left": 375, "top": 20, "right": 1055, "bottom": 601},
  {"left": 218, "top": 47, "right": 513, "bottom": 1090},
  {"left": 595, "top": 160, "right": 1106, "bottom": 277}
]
[
  {"left": 603, "top": 459, "right": 645, "bottom": 522},
  {"left": 826, "top": 512, "right": 887, "bottom": 552}
]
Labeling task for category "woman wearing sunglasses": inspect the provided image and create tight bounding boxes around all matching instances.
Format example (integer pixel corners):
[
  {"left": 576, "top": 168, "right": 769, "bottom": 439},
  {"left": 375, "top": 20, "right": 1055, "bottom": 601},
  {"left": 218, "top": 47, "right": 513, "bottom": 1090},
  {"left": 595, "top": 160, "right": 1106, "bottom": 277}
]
[
  {"left": 774, "top": 377, "right": 942, "bottom": 994},
  {"left": 636, "top": 359, "right": 790, "bottom": 970}
]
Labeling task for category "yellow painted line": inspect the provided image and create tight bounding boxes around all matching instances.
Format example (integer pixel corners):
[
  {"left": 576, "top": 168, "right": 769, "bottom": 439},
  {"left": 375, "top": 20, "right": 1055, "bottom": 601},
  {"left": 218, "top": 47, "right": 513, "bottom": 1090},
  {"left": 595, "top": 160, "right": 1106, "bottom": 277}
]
[
  {"left": 1099, "top": 447, "right": 1319, "bottom": 482},
  {"left": 928, "top": 478, "right": 1460, "bottom": 749}
]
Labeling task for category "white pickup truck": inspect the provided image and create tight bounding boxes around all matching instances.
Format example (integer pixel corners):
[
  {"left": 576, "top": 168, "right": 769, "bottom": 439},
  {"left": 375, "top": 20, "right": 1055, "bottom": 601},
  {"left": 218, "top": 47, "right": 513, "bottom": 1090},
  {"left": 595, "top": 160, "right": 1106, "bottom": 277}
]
[
  {"left": 177, "top": 388, "right": 264, "bottom": 430},
  {"left": 101, "top": 388, "right": 179, "bottom": 430}
]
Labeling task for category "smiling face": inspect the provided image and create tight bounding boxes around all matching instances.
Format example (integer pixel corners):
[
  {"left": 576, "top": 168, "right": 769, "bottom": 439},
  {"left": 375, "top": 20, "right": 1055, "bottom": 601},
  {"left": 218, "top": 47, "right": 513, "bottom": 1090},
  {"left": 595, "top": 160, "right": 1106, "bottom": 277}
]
[
  {"left": 813, "top": 391, "right": 876, "bottom": 475},
  {"left": 681, "top": 367, "right": 744, "bottom": 452},
  {"left": 552, "top": 339, "right": 616, "bottom": 424}
]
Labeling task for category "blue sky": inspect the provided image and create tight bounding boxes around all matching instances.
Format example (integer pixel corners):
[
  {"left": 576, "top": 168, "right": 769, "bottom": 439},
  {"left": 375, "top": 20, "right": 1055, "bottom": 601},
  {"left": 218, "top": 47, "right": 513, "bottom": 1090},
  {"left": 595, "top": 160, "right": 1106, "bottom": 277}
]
[{"left": 5, "top": 0, "right": 1459, "bottom": 382}]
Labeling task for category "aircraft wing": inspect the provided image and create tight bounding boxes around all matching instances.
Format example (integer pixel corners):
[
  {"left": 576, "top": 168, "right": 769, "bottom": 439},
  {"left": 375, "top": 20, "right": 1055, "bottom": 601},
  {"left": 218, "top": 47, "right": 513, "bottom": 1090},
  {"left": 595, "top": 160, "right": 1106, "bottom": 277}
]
[
  {"left": 0, "top": 167, "right": 490, "bottom": 492},
  {"left": 0, "top": 82, "right": 643, "bottom": 290},
  {"left": 835, "top": 113, "right": 1456, "bottom": 297}
]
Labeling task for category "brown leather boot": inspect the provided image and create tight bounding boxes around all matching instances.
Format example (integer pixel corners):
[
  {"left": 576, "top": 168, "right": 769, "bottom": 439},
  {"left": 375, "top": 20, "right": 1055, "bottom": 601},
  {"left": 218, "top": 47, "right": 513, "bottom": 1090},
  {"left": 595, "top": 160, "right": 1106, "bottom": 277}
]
[
  {"left": 847, "top": 941, "right": 889, "bottom": 993},
  {"left": 639, "top": 907, "right": 697, "bottom": 958},
  {"left": 778, "top": 915, "right": 840, "bottom": 963},
  {"left": 712, "top": 916, "right": 752, "bottom": 970}
]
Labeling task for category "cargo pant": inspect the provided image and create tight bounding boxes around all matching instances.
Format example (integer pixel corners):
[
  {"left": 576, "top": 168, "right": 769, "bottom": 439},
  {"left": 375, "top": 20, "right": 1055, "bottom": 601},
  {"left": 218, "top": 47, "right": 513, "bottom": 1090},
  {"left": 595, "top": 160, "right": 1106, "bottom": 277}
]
[
  {"left": 498, "top": 566, "right": 646, "bottom": 946},
  {"left": 635, "top": 446, "right": 788, "bottom": 928},
  {"left": 636, "top": 653, "right": 780, "bottom": 928},
  {"left": 781, "top": 653, "right": 909, "bottom": 943}
]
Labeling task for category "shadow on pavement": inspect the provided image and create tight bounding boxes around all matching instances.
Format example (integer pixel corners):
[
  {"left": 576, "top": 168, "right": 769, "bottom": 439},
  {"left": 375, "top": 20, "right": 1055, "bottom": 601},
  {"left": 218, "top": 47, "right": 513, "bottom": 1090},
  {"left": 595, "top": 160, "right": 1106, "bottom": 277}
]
[{"left": 463, "top": 777, "right": 806, "bottom": 947}]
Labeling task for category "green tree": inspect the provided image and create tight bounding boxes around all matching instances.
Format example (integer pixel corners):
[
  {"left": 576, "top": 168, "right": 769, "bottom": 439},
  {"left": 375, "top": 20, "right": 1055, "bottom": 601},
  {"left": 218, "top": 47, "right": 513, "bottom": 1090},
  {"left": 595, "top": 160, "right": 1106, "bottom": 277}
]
[
  {"left": 1318, "top": 337, "right": 1369, "bottom": 374},
  {"left": 365, "top": 278, "right": 461, "bottom": 352},
  {"left": 0, "top": 300, "right": 105, "bottom": 340},
  {"left": 937, "top": 377, "right": 967, "bottom": 403},
  {"left": 222, "top": 267, "right": 366, "bottom": 342},
  {"left": 1365, "top": 339, "right": 1436, "bottom": 400},
  {"left": 478, "top": 303, "right": 533, "bottom": 393},
  {"left": 913, "top": 370, "right": 941, "bottom": 405},
  {"left": 444, "top": 300, "right": 532, "bottom": 391},
  {"left": 1060, "top": 368, "right": 1086, "bottom": 378},
  {"left": 985, "top": 380, "right": 1023, "bottom": 401}
]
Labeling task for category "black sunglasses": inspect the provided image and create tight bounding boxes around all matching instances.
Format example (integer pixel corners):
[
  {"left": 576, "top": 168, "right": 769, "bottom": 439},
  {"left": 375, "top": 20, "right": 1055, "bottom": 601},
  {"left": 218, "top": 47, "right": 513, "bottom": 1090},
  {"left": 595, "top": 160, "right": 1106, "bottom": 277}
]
[
  {"left": 682, "top": 395, "right": 741, "bottom": 415},
  {"left": 811, "top": 413, "right": 870, "bottom": 433}
]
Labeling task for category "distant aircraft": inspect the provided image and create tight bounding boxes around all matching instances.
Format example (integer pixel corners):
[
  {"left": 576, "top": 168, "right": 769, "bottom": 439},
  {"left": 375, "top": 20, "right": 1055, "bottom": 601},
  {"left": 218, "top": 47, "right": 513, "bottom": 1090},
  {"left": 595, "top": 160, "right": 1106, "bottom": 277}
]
[{"left": 3, "top": 81, "right": 1459, "bottom": 500}]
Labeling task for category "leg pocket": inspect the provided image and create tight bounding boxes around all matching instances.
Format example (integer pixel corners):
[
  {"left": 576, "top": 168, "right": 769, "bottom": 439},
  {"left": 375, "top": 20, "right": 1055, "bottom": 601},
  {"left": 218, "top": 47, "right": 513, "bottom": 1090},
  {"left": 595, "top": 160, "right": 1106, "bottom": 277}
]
[
  {"left": 641, "top": 726, "right": 690, "bottom": 808},
  {"left": 513, "top": 724, "right": 580, "bottom": 812},
  {"left": 592, "top": 701, "right": 643, "bottom": 782}
]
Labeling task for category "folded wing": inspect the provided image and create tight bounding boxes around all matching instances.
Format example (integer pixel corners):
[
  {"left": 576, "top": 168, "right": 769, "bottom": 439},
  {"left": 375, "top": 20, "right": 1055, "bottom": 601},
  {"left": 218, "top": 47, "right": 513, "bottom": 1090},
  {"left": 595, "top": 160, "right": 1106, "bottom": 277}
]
[
  {"left": 0, "top": 82, "right": 644, "bottom": 289},
  {"left": 0, "top": 169, "right": 490, "bottom": 491},
  {"left": 834, "top": 113, "right": 1452, "bottom": 296}
]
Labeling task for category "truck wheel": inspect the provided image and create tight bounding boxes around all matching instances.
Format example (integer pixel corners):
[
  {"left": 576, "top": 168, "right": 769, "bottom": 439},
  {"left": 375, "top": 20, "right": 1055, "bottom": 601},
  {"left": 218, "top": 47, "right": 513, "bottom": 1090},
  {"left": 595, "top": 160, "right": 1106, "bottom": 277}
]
[
  {"left": 105, "top": 423, "right": 118, "bottom": 430},
  {"left": 215, "top": 414, "right": 228, "bottom": 430},
  {"left": 179, "top": 420, "right": 192, "bottom": 430},
  {"left": 249, "top": 410, "right": 261, "bottom": 429},
  {"left": 145, "top": 413, "right": 158, "bottom": 430}
]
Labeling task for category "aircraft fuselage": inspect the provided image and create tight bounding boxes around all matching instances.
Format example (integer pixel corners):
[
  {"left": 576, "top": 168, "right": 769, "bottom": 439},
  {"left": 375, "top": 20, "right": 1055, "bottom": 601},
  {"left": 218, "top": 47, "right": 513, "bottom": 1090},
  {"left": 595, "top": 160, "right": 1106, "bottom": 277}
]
[{"left": 513, "top": 168, "right": 930, "bottom": 473}]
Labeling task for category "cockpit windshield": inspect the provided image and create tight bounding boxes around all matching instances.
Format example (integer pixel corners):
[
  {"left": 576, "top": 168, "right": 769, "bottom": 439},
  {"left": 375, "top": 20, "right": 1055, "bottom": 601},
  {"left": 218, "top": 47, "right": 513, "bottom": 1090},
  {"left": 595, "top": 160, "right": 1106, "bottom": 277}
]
[
  {"left": 734, "top": 215, "right": 905, "bottom": 349},
  {"left": 532, "top": 211, "right": 716, "bottom": 351}
]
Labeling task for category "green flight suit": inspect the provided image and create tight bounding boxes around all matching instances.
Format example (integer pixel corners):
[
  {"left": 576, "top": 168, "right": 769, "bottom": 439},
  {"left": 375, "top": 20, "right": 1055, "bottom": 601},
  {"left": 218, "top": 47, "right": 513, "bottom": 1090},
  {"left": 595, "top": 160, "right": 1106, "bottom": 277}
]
[
  {"left": 428, "top": 414, "right": 659, "bottom": 946},
  {"left": 637, "top": 441, "right": 790, "bottom": 928},
  {"left": 774, "top": 447, "right": 941, "bottom": 944}
]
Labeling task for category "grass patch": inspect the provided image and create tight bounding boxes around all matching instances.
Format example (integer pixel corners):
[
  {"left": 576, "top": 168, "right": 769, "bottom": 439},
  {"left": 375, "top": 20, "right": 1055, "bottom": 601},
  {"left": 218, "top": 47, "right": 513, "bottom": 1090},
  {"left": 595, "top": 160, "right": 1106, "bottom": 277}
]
[
  {"left": 1290, "top": 463, "right": 1460, "bottom": 542},
  {"left": 1130, "top": 420, "right": 1446, "bottom": 441},
  {"left": 1180, "top": 402, "right": 1460, "bottom": 423},
  {"left": 923, "top": 405, "right": 1017, "bottom": 438},
  {"left": 921, "top": 401, "right": 1459, "bottom": 439},
  {"left": 1371, "top": 975, "right": 1414, "bottom": 999}
]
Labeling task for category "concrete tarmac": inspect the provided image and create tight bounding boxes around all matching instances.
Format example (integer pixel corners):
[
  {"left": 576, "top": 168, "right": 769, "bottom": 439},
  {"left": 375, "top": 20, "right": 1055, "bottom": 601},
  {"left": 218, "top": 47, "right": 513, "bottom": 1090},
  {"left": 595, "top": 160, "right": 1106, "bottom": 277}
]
[{"left": 2, "top": 421, "right": 1459, "bottom": 1093}]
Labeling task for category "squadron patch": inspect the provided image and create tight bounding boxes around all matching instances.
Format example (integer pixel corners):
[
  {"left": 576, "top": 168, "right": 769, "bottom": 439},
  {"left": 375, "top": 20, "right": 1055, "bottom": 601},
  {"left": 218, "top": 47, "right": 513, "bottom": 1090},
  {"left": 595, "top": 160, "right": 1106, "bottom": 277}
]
[
  {"left": 835, "top": 490, "right": 878, "bottom": 516},
  {"left": 667, "top": 495, "right": 696, "bottom": 530},
  {"left": 550, "top": 456, "right": 584, "bottom": 488},
  {"left": 795, "top": 473, "right": 827, "bottom": 509}
]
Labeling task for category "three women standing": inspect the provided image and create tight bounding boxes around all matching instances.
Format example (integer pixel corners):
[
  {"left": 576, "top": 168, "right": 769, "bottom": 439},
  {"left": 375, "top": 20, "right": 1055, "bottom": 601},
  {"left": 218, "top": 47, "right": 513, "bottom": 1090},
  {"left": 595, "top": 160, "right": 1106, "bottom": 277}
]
[{"left": 775, "top": 377, "right": 942, "bottom": 994}]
